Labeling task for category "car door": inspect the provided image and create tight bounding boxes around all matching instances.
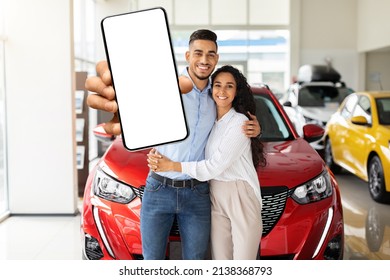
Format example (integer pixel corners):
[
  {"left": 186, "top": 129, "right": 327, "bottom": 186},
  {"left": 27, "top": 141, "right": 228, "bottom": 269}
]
[
  {"left": 346, "top": 95, "right": 372, "bottom": 178},
  {"left": 331, "top": 94, "right": 358, "bottom": 167}
]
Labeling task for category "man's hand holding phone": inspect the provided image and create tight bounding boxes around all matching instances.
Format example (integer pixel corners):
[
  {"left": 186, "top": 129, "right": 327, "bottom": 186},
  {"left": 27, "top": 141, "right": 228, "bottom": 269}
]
[
  {"left": 85, "top": 61, "right": 121, "bottom": 136},
  {"left": 85, "top": 62, "right": 194, "bottom": 136}
]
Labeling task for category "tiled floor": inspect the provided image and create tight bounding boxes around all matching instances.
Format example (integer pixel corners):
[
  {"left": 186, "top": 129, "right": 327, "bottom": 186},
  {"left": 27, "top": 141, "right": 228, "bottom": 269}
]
[
  {"left": 336, "top": 172, "right": 390, "bottom": 260},
  {"left": 0, "top": 171, "right": 390, "bottom": 260},
  {"left": 0, "top": 214, "right": 82, "bottom": 260}
]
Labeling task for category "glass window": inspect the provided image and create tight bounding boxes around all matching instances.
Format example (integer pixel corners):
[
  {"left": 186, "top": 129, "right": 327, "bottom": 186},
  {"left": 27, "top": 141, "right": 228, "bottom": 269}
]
[
  {"left": 172, "top": 29, "right": 289, "bottom": 91},
  {"left": 376, "top": 98, "right": 390, "bottom": 125},
  {"left": 340, "top": 94, "right": 358, "bottom": 119},
  {"left": 262, "top": 72, "right": 285, "bottom": 98},
  {"left": 73, "top": 0, "right": 99, "bottom": 162},
  {"left": 74, "top": 0, "right": 96, "bottom": 72},
  {"left": 353, "top": 96, "right": 372, "bottom": 124},
  {"left": 298, "top": 86, "right": 339, "bottom": 107},
  {"left": 336, "top": 86, "right": 352, "bottom": 104},
  {"left": 254, "top": 95, "right": 291, "bottom": 141}
]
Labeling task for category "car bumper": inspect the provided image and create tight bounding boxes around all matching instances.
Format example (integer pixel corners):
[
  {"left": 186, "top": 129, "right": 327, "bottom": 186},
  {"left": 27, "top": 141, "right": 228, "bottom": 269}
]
[{"left": 82, "top": 186, "right": 343, "bottom": 260}]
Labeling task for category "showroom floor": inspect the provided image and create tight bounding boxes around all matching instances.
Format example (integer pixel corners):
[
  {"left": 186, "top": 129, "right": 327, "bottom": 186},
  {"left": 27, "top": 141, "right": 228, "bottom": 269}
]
[{"left": 0, "top": 171, "right": 389, "bottom": 260}]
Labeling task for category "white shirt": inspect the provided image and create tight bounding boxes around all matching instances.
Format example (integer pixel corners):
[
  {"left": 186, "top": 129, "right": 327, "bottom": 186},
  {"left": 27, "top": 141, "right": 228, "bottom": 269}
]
[
  {"left": 155, "top": 68, "right": 215, "bottom": 180},
  {"left": 181, "top": 108, "right": 262, "bottom": 207}
]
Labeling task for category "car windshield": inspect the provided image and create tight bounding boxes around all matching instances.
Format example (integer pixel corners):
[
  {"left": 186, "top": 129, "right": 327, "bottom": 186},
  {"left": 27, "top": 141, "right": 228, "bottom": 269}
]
[
  {"left": 376, "top": 97, "right": 390, "bottom": 125},
  {"left": 298, "top": 86, "right": 349, "bottom": 107},
  {"left": 254, "top": 95, "right": 293, "bottom": 141}
]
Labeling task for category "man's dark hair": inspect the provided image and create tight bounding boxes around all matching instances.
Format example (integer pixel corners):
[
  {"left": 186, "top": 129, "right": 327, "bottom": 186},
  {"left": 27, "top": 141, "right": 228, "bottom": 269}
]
[{"left": 189, "top": 29, "right": 218, "bottom": 50}]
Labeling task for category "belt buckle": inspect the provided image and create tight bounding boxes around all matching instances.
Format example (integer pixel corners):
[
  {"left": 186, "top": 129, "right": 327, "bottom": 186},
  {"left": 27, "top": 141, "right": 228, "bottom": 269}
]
[
  {"left": 177, "top": 180, "right": 186, "bottom": 188},
  {"left": 172, "top": 179, "right": 186, "bottom": 188}
]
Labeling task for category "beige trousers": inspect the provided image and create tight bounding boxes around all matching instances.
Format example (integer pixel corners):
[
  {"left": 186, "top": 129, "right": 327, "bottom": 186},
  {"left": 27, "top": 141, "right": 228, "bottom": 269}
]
[{"left": 209, "top": 179, "right": 263, "bottom": 260}]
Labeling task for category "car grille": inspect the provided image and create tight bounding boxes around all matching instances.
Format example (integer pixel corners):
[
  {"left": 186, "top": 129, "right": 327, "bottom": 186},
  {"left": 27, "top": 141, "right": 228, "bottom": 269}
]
[
  {"left": 132, "top": 186, "right": 144, "bottom": 198},
  {"left": 133, "top": 185, "right": 290, "bottom": 237},
  {"left": 261, "top": 186, "right": 290, "bottom": 236}
]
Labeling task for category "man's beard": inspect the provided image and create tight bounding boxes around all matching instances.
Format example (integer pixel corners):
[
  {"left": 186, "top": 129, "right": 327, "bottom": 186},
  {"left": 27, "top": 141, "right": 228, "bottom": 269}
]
[{"left": 194, "top": 74, "right": 210, "bottom": 81}]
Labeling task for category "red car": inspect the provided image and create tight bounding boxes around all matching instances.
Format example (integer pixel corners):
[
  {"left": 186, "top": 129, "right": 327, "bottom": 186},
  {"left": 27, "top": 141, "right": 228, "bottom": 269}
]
[{"left": 81, "top": 85, "right": 344, "bottom": 260}]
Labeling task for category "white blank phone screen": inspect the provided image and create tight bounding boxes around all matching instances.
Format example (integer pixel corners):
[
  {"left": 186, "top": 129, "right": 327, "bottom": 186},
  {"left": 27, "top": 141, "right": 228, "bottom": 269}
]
[{"left": 101, "top": 8, "right": 188, "bottom": 151}]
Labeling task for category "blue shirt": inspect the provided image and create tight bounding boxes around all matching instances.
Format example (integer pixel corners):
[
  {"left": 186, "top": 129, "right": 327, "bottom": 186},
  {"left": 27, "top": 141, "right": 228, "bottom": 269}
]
[{"left": 155, "top": 68, "right": 216, "bottom": 179}]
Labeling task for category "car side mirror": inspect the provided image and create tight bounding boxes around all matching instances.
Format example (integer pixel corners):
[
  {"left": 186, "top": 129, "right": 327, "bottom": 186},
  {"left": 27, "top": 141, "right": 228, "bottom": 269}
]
[
  {"left": 351, "top": 116, "right": 368, "bottom": 125},
  {"left": 283, "top": 101, "right": 292, "bottom": 107},
  {"left": 93, "top": 123, "right": 116, "bottom": 142},
  {"left": 303, "top": 124, "right": 324, "bottom": 143}
]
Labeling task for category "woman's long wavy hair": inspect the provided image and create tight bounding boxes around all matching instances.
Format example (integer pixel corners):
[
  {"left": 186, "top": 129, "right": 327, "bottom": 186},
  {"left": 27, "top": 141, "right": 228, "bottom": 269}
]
[{"left": 211, "top": 65, "right": 266, "bottom": 167}]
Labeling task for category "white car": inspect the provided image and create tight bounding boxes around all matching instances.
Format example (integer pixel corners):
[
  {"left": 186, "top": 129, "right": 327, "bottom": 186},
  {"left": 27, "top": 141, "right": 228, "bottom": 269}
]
[{"left": 283, "top": 65, "right": 352, "bottom": 152}]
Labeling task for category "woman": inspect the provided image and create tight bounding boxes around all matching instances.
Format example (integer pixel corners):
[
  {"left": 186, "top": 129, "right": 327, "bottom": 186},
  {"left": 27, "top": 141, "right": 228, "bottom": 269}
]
[{"left": 148, "top": 65, "right": 266, "bottom": 260}]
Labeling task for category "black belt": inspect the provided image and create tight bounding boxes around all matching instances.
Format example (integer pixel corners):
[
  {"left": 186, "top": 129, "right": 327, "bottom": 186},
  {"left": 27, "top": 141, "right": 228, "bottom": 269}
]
[{"left": 150, "top": 172, "right": 205, "bottom": 188}]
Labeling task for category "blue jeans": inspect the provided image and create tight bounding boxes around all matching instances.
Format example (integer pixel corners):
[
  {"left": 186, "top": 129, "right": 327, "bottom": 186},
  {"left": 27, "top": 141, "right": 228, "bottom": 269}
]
[{"left": 140, "top": 174, "right": 211, "bottom": 260}]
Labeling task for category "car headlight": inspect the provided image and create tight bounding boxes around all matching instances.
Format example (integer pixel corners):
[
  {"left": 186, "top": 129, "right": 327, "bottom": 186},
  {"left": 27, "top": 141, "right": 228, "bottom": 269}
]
[
  {"left": 93, "top": 168, "right": 136, "bottom": 203},
  {"left": 291, "top": 170, "right": 333, "bottom": 204}
]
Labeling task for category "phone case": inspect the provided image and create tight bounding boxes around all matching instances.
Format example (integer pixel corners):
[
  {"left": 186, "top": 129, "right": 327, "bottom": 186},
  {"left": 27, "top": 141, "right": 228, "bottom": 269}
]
[{"left": 101, "top": 7, "right": 188, "bottom": 151}]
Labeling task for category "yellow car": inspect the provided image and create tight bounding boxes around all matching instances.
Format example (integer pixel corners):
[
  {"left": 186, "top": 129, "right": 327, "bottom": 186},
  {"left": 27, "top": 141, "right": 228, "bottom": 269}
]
[{"left": 324, "top": 91, "right": 390, "bottom": 203}]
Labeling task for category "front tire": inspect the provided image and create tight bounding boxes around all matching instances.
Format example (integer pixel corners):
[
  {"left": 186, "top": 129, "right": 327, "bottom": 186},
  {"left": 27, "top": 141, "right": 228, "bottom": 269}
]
[
  {"left": 324, "top": 138, "right": 342, "bottom": 174},
  {"left": 368, "top": 156, "right": 390, "bottom": 204}
]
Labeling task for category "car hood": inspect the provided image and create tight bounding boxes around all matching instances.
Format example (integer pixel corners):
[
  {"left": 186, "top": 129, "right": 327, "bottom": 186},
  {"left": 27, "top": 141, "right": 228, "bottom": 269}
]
[
  {"left": 300, "top": 103, "right": 339, "bottom": 123},
  {"left": 101, "top": 137, "right": 325, "bottom": 190},
  {"left": 258, "top": 139, "right": 325, "bottom": 188},
  {"left": 99, "top": 139, "right": 151, "bottom": 187}
]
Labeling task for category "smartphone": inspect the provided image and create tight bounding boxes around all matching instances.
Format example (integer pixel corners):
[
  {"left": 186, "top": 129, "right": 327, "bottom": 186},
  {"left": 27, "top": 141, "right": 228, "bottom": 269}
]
[{"left": 101, "top": 7, "right": 188, "bottom": 151}]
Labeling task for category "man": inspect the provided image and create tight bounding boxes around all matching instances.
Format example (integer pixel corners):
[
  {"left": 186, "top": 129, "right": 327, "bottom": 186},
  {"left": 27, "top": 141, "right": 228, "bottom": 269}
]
[{"left": 85, "top": 30, "right": 260, "bottom": 260}]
